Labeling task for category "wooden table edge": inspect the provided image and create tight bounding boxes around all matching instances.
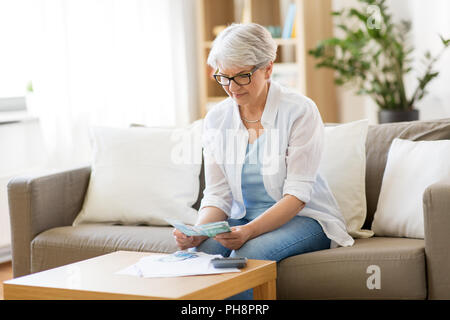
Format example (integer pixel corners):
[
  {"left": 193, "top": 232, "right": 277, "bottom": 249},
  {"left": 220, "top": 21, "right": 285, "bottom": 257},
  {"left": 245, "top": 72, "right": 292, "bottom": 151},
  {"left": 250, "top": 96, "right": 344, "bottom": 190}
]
[
  {"left": 180, "top": 261, "right": 277, "bottom": 300},
  {"left": 3, "top": 252, "right": 277, "bottom": 300}
]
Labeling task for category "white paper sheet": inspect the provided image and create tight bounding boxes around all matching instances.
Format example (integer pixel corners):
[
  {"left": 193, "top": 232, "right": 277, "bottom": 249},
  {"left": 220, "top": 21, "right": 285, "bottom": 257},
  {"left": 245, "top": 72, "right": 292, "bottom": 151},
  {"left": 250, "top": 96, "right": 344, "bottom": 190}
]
[{"left": 116, "top": 252, "right": 241, "bottom": 278}]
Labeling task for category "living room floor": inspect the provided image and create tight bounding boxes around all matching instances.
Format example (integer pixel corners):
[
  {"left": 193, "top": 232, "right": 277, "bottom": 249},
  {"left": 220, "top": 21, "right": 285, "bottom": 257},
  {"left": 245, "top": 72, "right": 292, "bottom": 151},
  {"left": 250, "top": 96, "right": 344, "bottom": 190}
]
[{"left": 0, "top": 262, "right": 13, "bottom": 300}]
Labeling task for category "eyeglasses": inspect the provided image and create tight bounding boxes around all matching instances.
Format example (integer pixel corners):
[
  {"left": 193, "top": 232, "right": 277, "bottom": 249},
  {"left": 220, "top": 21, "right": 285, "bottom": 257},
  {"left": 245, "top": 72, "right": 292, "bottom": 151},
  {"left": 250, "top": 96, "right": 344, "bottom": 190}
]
[{"left": 213, "top": 66, "right": 259, "bottom": 86}]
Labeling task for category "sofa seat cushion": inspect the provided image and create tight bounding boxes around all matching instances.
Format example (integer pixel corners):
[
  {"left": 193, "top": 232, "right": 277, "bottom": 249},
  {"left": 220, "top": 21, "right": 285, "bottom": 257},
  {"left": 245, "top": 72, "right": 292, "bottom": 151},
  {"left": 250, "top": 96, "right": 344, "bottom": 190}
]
[
  {"left": 277, "top": 237, "right": 426, "bottom": 300},
  {"left": 31, "top": 224, "right": 178, "bottom": 273}
]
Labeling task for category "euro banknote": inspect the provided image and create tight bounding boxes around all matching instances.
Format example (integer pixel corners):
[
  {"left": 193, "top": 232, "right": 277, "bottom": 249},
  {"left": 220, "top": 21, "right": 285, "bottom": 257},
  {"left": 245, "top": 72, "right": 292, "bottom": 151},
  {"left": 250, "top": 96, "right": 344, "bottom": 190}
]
[{"left": 166, "top": 218, "right": 232, "bottom": 237}]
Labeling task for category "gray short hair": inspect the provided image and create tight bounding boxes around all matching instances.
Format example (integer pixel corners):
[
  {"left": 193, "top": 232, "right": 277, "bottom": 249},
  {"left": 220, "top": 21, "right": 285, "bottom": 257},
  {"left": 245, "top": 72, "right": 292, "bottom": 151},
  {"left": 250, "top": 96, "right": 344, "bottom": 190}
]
[{"left": 207, "top": 23, "right": 277, "bottom": 70}]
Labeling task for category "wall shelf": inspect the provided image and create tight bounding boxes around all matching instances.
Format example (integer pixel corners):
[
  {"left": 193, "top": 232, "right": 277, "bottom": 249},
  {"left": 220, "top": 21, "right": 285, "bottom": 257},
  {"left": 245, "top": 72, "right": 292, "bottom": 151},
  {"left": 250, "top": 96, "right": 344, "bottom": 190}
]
[
  {"left": 196, "top": 0, "right": 306, "bottom": 118},
  {"left": 196, "top": 0, "right": 338, "bottom": 122}
]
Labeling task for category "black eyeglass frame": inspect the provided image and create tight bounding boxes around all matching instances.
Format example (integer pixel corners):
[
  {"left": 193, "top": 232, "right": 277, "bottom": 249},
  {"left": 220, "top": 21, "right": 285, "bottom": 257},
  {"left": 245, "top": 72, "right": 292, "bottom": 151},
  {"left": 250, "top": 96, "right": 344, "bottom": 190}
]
[{"left": 213, "top": 66, "right": 259, "bottom": 86}]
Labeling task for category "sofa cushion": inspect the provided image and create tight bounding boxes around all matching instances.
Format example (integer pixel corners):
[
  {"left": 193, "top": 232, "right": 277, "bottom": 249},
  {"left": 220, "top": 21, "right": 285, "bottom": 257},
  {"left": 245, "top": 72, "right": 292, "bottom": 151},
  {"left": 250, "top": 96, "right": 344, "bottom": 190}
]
[
  {"left": 320, "top": 119, "right": 372, "bottom": 238},
  {"left": 372, "top": 138, "right": 450, "bottom": 239},
  {"left": 73, "top": 121, "right": 203, "bottom": 227},
  {"left": 365, "top": 118, "right": 450, "bottom": 229},
  {"left": 277, "top": 237, "right": 426, "bottom": 299},
  {"left": 31, "top": 224, "right": 178, "bottom": 273}
]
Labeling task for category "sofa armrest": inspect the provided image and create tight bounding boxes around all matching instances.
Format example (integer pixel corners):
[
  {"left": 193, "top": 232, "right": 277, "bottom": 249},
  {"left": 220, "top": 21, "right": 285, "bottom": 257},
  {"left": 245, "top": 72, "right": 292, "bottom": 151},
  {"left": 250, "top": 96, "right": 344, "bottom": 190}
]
[
  {"left": 7, "top": 165, "right": 91, "bottom": 277},
  {"left": 423, "top": 178, "right": 450, "bottom": 299}
]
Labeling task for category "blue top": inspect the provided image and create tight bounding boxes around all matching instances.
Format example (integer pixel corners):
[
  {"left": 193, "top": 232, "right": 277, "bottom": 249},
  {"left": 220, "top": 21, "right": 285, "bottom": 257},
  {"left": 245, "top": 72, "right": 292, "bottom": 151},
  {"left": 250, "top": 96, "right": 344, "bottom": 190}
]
[{"left": 241, "top": 132, "right": 277, "bottom": 221}]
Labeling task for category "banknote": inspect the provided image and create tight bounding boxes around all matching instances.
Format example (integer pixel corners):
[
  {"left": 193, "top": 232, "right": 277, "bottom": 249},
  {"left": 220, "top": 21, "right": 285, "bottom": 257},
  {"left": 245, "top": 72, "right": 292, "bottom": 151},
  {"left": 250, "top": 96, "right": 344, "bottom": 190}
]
[
  {"left": 157, "top": 251, "right": 199, "bottom": 262},
  {"left": 165, "top": 218, "right": 231, "bottom": 237},
  {"left": 198, "top": 221, "right": 232, "bottom": 237}
]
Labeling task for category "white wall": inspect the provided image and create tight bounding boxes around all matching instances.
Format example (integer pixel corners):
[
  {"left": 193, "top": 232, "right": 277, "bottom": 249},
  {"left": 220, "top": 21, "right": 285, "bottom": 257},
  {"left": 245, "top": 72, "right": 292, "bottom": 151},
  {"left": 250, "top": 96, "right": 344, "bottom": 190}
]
[
  {"left": 393, "top": 0, "right": 450, "bottom": 121},
  {"left": 333, "top": 0, "right": 450, "bottom": 123},
  {"left": 0, "top": 174, "right": 12, "bottom": 263},
  {"left": 0, "top": 118, "right": 48, "bottom": 261}
]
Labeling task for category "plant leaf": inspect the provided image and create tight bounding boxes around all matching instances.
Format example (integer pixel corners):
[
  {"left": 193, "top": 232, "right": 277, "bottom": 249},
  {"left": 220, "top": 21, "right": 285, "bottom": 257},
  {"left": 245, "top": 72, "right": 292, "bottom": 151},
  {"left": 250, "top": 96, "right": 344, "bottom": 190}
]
[
  {"left": 439, "top": 34, "right": 450, "bottom": 47},
  {"left": 349, "top": 8, "right": 367, "bottom": 24}
]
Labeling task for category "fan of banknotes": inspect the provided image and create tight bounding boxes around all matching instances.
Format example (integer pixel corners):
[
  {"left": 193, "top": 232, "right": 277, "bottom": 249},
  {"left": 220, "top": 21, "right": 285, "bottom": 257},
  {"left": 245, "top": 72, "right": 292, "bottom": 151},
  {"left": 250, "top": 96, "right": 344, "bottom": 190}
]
[{"left": 165, "top": 218, "right": 232, "bottom": 237}]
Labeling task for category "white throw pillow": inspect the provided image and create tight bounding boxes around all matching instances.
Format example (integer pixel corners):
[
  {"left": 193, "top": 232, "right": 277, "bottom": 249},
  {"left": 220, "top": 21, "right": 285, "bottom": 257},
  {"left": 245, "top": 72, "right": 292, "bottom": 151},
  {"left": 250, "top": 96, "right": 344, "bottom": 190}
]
[
  {"left": 73, "top": 119, "right": 203, "bottom": 226},
  {"left": 319, "top": 119, "right": 373, "bottom": 238},
  {"left": 371, "top": 138, "right": 450, "bottom": 239}
]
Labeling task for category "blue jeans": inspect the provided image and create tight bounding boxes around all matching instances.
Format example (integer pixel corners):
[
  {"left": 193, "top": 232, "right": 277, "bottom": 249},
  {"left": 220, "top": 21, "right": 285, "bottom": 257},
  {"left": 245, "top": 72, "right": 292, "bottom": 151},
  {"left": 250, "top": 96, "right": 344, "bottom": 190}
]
[{"left": 193, "top": 215, "right": 331, "bottom": 299}]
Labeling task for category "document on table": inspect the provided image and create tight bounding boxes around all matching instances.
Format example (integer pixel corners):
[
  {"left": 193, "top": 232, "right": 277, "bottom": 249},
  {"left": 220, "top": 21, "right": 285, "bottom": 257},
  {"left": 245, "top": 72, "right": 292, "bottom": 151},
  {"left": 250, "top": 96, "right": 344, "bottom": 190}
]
[{"left": 116, "top": 251, "right": 241, "bottom": 278}]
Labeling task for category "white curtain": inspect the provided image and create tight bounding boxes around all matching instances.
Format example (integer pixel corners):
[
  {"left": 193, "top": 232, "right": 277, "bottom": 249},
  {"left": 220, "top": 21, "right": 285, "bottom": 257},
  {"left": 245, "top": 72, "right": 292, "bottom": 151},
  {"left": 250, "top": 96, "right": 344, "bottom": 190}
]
[{"left": 1, "top": 0, "right": 199, "bottom": 169}]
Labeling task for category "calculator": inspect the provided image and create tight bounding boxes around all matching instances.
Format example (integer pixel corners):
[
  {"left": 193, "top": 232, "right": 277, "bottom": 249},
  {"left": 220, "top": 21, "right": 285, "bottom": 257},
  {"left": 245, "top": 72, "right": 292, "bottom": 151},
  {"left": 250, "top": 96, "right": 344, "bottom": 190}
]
[{"left": 211, "top": 257, "right": 248, "bottom": 269}]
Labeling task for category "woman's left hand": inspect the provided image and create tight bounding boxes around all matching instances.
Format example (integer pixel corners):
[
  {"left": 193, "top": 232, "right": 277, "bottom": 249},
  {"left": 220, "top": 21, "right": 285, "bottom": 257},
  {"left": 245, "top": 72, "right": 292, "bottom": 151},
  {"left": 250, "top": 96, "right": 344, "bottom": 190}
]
[{"left": 214, "top": 225, "right": 253, "bottom": 250}]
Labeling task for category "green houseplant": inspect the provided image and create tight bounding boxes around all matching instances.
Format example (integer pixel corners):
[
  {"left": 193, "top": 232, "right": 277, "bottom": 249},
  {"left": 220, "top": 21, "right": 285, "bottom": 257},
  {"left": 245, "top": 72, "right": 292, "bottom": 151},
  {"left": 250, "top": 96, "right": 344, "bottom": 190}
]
[{"left": 308, "top": 0, "right": 450, "bottom": 123}]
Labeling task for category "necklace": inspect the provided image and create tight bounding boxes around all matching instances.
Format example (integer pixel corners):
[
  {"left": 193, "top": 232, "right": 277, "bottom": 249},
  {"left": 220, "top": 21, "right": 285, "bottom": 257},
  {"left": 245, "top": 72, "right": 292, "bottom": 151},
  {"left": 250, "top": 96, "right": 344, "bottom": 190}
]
[{"left": 242, "top": 116, "right": 260, "bottom": 123}]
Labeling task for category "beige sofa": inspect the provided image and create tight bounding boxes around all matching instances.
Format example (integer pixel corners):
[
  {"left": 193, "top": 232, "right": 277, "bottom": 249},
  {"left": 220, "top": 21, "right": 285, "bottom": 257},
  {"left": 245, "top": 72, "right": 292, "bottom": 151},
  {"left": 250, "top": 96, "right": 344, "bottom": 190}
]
[{"left": 7, "top": 118, "right": 450, "bottom": 299}]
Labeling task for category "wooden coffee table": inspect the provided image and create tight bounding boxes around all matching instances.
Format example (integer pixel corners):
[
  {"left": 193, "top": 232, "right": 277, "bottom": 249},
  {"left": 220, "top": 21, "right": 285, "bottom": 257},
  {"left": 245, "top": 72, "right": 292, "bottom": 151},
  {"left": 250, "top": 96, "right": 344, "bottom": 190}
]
[{"left": 3, "top": 251, "right": 277, "bottom": 300}]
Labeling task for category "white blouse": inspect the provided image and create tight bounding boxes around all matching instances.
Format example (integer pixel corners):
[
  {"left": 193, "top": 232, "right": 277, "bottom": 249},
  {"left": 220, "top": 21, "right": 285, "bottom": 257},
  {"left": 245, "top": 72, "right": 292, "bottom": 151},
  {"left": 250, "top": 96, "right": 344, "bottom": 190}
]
[{"left": 199, "top": 80, "right": 354, "bottom": 248}]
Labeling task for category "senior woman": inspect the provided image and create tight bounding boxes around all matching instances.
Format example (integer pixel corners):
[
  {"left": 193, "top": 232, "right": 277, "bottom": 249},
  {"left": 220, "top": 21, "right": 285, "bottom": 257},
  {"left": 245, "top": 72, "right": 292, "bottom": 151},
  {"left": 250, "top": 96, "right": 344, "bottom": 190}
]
[{"left": 173, "top": 23, "right": 354, "bottom": 297}]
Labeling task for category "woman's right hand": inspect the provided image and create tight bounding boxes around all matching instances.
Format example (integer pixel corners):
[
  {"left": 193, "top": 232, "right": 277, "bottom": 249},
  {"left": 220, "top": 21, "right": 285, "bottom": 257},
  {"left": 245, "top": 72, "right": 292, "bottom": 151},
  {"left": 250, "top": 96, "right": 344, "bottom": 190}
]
[{"left": 172, "top": 229, "right": 207, "bottom": 250}]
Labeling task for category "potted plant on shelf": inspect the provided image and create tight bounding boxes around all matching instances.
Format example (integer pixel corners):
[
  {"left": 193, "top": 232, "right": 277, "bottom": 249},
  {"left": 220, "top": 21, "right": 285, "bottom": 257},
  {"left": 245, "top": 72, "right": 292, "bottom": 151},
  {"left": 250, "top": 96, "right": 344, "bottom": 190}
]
[{"left": 308, "top": 0, "right": 450, "bottom": 123}]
